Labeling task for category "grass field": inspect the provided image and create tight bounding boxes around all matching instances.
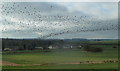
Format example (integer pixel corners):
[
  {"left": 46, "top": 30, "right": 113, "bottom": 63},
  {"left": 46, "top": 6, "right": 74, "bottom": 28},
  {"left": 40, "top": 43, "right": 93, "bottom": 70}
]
[{"left": 2, "top": 41, "right": 119, "bottom": 69}]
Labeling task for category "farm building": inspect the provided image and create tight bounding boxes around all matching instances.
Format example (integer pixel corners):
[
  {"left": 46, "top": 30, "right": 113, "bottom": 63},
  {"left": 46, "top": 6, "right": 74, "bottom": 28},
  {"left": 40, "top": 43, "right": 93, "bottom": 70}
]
[{"left": 2, "top": 38, "right": 84, "bottom": 51}]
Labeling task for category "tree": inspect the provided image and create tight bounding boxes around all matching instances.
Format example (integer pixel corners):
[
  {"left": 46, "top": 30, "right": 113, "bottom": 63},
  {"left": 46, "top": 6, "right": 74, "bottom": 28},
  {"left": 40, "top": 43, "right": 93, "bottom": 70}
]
[
  {"left": 23, "top": 44, "right": 26, "bottom": 50},
  {"left": 2, "top": 42, "right": 5, "bottom": 51},
  {"left": 113, "top": 46, "right": 117, "bottom": 48},
  {"left": 83, "top": 44, "right": 103, "bottom": 52}
]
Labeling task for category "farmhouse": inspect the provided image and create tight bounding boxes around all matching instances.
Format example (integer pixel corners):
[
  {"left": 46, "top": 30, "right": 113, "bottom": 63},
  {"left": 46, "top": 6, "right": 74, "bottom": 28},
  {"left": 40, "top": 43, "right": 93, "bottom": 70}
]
[{"left": 35, "top": 47, "right": 43, "bottom": 50}]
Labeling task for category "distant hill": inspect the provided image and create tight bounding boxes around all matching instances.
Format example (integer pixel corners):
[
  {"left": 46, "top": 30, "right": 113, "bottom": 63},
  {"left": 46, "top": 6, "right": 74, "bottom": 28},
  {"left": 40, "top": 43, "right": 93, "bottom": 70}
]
[
  {"left": 1, "top": 38, "right": 118, "bottom": 41},
  {"left": 63, "top": 38, "right": 88, "bottom": 42},
  {"left": 88, "top": 39, "right": 118, "bottom": 41}
]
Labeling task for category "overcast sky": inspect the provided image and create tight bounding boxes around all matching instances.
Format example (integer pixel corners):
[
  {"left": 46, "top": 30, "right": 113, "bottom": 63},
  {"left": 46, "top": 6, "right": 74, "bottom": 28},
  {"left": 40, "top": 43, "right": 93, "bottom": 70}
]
[{"left": 1, "top": 2, "right": 118, "bottom": 39}]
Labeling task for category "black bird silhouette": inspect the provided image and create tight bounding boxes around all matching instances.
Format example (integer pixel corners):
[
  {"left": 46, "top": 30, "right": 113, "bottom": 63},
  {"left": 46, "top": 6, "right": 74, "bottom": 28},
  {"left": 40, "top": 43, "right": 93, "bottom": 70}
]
[{"left": 1, "top": 2, "right": 118, "bottom": 38}]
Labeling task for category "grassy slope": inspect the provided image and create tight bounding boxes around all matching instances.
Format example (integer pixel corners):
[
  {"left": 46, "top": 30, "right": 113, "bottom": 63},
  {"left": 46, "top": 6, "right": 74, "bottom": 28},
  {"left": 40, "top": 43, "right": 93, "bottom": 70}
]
[
  {"left": 3, "top": 48, "right": 118, "bottom": 64},
  {"left": 2, "top": 41, "right": 118, "bottom": 69}
]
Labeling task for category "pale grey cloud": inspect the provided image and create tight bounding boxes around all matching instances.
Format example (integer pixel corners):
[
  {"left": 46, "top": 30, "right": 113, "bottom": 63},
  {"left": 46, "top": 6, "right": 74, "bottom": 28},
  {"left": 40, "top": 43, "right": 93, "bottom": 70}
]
[
  {"left": 1, "top": 2, "right": 118, "bottom": 39},
  {"left": 2, "top": 0, "right": 119, "bottom": 2}
]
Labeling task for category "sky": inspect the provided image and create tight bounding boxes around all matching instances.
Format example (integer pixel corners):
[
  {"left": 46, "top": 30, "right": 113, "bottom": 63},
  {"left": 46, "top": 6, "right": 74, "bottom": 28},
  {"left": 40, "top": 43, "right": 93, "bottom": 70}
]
[{"left": 1, "top": 2, "right": 118, "bottom": 39}]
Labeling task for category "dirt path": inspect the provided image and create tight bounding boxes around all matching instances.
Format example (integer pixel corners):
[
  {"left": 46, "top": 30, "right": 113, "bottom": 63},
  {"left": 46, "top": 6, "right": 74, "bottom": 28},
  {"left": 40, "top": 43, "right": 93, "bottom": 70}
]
[
  {"left": 2, "top": 61, "right": 20, "bottom": 66},
  {"left": 1, "top": 60, "right": 119, "bottom": 66}
]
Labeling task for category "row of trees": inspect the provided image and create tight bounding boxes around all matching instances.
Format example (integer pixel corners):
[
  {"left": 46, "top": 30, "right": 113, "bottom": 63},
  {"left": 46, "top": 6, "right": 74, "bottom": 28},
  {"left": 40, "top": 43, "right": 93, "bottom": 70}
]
[
  {"left": 2, "top": 39, "right": 65, "bottom": 51},
  {"left": 82, "top": 41, "right": 103, "bottom": 52},
  {"left": 83, "top": 44, "right": 103, "bottom": 52}
]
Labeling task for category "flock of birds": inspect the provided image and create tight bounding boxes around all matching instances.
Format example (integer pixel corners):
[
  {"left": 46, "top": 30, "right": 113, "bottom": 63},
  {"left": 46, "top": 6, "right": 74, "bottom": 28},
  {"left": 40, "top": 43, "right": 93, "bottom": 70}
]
[{"left": 1, "top": 2, "right": 118, "bottom": 38}]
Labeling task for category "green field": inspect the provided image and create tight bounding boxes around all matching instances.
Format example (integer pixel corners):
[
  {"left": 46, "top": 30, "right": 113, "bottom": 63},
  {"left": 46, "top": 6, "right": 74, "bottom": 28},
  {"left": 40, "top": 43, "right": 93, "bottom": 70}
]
[{"left": 2, "top": 43, "right": 119, "bottom": 69}]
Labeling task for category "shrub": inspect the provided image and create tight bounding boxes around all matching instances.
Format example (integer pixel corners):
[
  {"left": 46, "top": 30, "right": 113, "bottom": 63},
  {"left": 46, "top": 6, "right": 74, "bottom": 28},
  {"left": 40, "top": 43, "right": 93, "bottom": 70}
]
[
  {"left": 83, "top": 44, "right": 103, "bottom": 52},
  {"left": 91, "top": 47, "right": 103, "bottom": 52},
  {"left": 113, "top": 46, "right": 117, "bottom": 48}
]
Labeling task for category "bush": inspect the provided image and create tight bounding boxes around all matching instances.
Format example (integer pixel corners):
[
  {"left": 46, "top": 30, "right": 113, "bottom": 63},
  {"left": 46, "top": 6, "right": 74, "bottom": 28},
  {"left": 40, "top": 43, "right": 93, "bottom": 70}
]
[
  {"left": 91, "top": 47, "right": 103, "bottom": 52},
  {"left": 113, "top": 46, "right": 117, "bottom": 48},
  {"left": 83, "top": 44, "right": 103, "bottom": 52}
]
